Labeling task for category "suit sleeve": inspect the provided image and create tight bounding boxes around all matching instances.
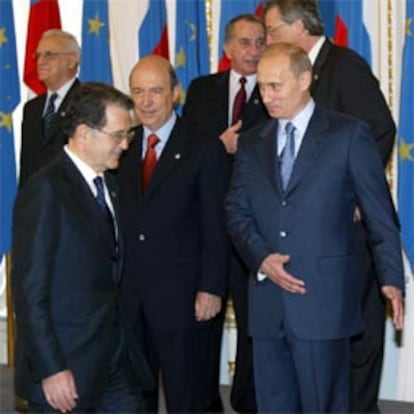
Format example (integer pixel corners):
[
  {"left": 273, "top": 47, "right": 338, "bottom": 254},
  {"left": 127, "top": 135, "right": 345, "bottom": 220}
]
[
  {"left": 226, "top": 135, "right": 272, "bottom": 273},
  {"left": 336, "top": 52, "right": 396, "bottom": 165},
  {"left": 197, "top": 140, "right": 231, "bottom": 297},
  {"left": 12, "top": 177, "right": 67, "bottom": 381},
  {"left": 348, "top": 121, "right": 404, "bottom": 290}
]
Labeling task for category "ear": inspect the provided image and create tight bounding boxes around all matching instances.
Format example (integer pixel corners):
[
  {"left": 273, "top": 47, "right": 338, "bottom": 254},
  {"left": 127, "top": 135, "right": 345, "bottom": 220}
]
[
  {"left": 77, "top": 124, "right": 90, "bottom": 140},
  {"left": 299, "top": 70, "right": 312, "bottom": 91},
  {"left": 223, "top": 41, "right": 232, "bottom": 60},
  {"left": 172, "top": 84, "right": 181, "bottom": 103}
]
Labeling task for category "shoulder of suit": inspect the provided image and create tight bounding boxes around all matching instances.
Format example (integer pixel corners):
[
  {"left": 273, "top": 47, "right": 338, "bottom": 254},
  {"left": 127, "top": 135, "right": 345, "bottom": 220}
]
[
  {"left": 24, "top": 93, "right": 46, "bottom": 109},
  {"left": 188, "top": 71, "right": 227, "bottom": 89},
  {"left": 325, "top": 42, "right": 371, "bottom": 70}
]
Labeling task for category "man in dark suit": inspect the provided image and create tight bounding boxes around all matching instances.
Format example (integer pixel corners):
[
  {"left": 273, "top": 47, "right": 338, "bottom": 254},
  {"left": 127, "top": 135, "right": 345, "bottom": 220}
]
[
  {"left": 226, "top": 42, "right": 404, "bottom": 413},
  {"left": 183, "top": 14, "right": 269, "bottom": 413},
  {"left": 263, "top": 1, "right": 396, "bottom": 411},
  {"left": 12, "top": 82, "right": 151, "bottom": 413},
  {"left": 118, "top": 55, "right": 229, "bottom": 413},
  {"left": 20, "top": 29, "right": 81, "bottom": 186}
]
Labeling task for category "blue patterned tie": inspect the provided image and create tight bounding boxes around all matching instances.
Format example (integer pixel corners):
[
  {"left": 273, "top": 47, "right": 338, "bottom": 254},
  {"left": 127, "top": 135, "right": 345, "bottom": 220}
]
[
  {"left": 43, "top": 92, "right": 58, "bottom": 132},
  {"left": 93, "top": 176, "right": 116, "bottom": 243},
  {"left": 280, "top": 122, "right": 296, "bottom": 190}
]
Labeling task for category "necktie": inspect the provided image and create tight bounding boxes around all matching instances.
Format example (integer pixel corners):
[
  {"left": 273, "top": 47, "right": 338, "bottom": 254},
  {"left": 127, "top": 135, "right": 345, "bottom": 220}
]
[
  {"left": 43, "top": 92, "right": 58, "bottom": 133},
  {"left": 93, "top": 176, "right": 116, "bottom": 241},
  {"left": 141, "top": 134, "right": 160, "bottom": 191},
  {"left": 231, "top": 77, "right": 247, "bottom": 125},
  {"left": 280, "top": 122, "right": 296, "bottom": 191}
]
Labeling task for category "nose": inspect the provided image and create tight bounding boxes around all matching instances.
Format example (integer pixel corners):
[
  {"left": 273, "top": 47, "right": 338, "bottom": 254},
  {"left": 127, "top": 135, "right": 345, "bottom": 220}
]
[
  {"left": 120, "top": 137, "right": 129, "bottom": 150},
  {"left": 142, "top": 91, "right": 152, "bottom": 107},
  {"left": 266, "top": 33, "right": 276, "bottom": 46}
]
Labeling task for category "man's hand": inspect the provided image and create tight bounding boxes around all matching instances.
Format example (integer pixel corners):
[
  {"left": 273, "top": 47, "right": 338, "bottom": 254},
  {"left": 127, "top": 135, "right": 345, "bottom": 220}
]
[
  {"left": 42, "top": 370, "right": 78, "bottom": 413},
  {"left": 219, "top": 120, "right": 242, "bottom": 154},
  {"left": 382, "top": 285, "right": 404, "bottom": 330},
  {"left": 195, "top": 291, "right": 222, "bottom": 321},
  {"left": 260, "top": 253, "right": 306, "bottom": 294}
]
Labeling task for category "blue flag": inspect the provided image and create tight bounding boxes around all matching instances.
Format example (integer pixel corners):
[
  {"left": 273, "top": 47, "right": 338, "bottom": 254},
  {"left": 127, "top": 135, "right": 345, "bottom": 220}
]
[
  {"left": 398, "top": 0, "right": 414, "bottom": 271},
  {"left": 80, "top": 0, "right": 113, "bottom": 83},
  {"left": 175, "top": 0, "right": 210, "bottom": 114},
  {"left": 0, "top": 0, "right": 20, "bottom": 257}
]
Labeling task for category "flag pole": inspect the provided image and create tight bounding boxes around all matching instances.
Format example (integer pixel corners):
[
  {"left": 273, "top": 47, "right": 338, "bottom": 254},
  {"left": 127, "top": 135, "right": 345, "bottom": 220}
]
[{"left": 6, "top": 253, "right": 15, "bottom": 368}]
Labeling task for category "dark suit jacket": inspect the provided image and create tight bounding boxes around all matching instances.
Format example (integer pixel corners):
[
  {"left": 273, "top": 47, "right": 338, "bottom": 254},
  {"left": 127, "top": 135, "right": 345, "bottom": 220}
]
[
  {"left": 226, "top": 106, "right": 404, "bottom": 341},
  {"left": 183, "top": 70, "right": 269, "bottom": 141},
  {"left": 118, "top": 117, "right": 230, "bottom": 331},
  {"left": 12, "top": 151, "right": 152, "bottom": 407},
  {"left": 19, "top": 79, "right": 80, "bottom": 186},
  {"left": 311, "top": 38, "right": 395, "bottom": 165}
]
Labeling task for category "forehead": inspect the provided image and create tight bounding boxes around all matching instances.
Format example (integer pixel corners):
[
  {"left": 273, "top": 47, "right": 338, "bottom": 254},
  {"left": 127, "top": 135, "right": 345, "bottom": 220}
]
[
  {"left": 130, "top": 63, "right": 171, "bottom": 87},
  {"left": 231, "top": 20, "right": 265, "bottom": 39},
  {"left": 37, "top": 35, "right": 67, "bottom": 51},
  {"left": 258, "top": 55, "right": 292, "bottom": 79},
  {"left": 104, "top": 104, "right": 130, "bottom": 126},
  {"left": 265, "top": 6, "right": 283, "bottom": 23}
]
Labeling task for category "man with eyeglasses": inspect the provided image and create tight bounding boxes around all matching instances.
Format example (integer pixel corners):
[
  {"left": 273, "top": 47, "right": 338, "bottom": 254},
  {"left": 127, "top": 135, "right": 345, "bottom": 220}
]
[
  {"left": 20, "top": 29, "right": 81, "bottom": 186},
  {"left": 183, "top": 14, "right": 269, "bottom": 413},
  {"left": 12, "top": 82, "right": 153, "bottom": 413},
  {"left": 263, "top": 1, "right": 396, "bottom": 412},
  {"left": 117, "top": 55, "right": 230, "bottom": 413}
]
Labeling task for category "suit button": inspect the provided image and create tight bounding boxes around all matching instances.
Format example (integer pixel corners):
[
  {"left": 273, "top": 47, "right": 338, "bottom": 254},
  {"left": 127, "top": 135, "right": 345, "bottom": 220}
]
[
  {"left": 281, "top": 200, "right": 287, "bottom": 206},
  {"left": 280, "top": 231, "right": 287, "bottom": 238},
  {"left": 138, "top": 233, "right": 145, "bottom": 241}
]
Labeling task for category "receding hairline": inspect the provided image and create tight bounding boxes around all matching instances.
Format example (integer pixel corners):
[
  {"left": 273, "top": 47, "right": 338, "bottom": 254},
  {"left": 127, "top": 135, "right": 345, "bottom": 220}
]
[
  {"left": 129, "top": 55, "right": 178, "bottom": 89},
  {"left": 39, "top": 29, "right": 81, "bottom": 56}
]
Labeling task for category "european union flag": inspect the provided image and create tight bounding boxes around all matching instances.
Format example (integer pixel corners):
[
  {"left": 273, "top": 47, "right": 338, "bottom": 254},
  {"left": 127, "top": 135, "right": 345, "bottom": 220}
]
[
  {"left": 175, "top": 0, "right": 209, "bottom": 114},
  {"left": 80, "top": 0, "right": 113, "bottom": 83},
  {"left": 398, "top": 0, "right": 414, "bottom": 271},
  {"left": 139, "top": 0, "right": 169, "bottom": 59},
  {"left": 0, "top": 0, "right": 20, "bottom": 257}
]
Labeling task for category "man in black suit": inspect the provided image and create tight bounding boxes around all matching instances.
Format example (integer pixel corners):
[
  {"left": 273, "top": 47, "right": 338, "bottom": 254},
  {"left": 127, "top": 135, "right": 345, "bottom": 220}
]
[
  {"left": 12, "top": 82, "right": 151, "bottom": 413},
  {"left": 263, "top": 1, "right": 397, "bottom": 412},
  {"left": 20, "top": 29, "right": 81, "bottom": 186},
  {"left": 183, "top": 14, "right": 269, "bottom": 413},
  {"left": 118, "top": 55, "right": 229, "bottom": 413}
]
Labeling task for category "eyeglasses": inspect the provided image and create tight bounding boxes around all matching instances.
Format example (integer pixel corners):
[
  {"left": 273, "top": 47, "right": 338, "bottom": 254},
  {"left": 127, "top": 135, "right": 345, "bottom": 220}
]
[
  {"left": 34, "top": 51, "right": 74, "bottom": 60},
  {"left": 267, "top": 23, "right": 286, "bottom": 39},
  {"left": 94, "top": 128, "right": 135, "bottom": 144}
]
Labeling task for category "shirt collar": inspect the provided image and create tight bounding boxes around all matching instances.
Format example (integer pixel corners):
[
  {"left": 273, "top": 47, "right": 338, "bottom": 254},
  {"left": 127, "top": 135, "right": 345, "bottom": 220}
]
[
  {"left": 143, "top": 111, "right": 177, "bottom": 146},
  {"left": 308, "top": 36, "right": 326, "bottom": 65}
]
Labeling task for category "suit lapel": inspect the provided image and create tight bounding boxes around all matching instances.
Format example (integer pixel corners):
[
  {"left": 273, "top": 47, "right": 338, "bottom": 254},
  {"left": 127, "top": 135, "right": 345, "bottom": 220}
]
[
  {"left": 253, "top": 119, "right": 282, "bottom": 194},
  {"left": 311, "top": 39, "right": 331, "bottom": 96},
  {"left": 215, "top": 72, "right": 231, "bottom": 129},
  {"left": 284, "top": 107, "right": 330, "bottom": 194},
  {"left": 142, "top": 119, "right": 188, "bottom": 198},
  {"left": 44, "top": 79, "right": 80, "bottom": 145},
  {"left": 242, "top": 85, "right": 267, "bottom": 130},
  {"left": 59, "top": 152, "right": 115, "bottom": 252}
]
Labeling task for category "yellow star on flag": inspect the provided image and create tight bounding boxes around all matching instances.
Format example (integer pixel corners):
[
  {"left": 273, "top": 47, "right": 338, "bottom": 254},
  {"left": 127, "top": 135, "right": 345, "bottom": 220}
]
[
  {"left": 175, "top": 47, "right": 186, "bottom": 69},
  {"left": 0, "top": 27, "right": 8, "bottom": 47},
  {"left": 406, "top": 17, "right": 413, "bottom": 36},
  {"left": 0, "top": 111, "right": 13, "bottom": 132},
  {"left": 399, "top": 137, "right": 414, "bottom": 162},
  {"left": 88, "top": 14, "right": 105, "bottom": 35}
]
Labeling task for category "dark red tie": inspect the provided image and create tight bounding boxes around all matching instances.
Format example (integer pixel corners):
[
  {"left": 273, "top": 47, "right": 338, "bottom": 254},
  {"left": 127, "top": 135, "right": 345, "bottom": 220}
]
[
  {"left": 141, "top": 133, "right": 160, "bottom": 191},
  {"left": 231, "top": 76, "right": 247, "bottom": 125}
]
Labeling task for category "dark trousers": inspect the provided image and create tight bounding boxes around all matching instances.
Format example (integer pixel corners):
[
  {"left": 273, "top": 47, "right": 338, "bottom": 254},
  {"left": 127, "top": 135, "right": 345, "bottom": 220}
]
[
  {"left": 253, "top": 321, "right": 350, "bottom": 413},
  {"left": 137, "top": 318, "right": 210, "bottom": 413},
  {"left": 205, "top": 308, "right": 225, "bottom": 412},
  {"left": 29, "top": 358, "right": 144, "bottom": 413},
  {"left": 350, "top": 223, "right": 386, "bottom": 413},
  {"left": 230, "top": 252, "right": 257, "bottom": 413}
]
